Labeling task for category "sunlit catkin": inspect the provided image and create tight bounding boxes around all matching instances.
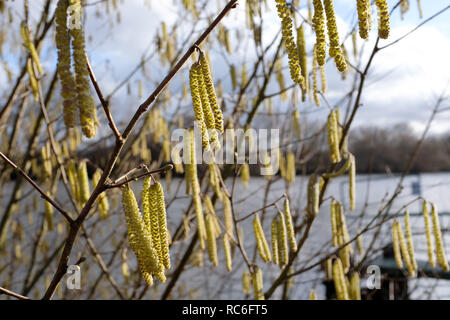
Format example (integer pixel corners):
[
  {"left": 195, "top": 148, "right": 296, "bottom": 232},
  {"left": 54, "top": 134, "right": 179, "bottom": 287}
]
[
  {"left": 431, "top": 203, "right": 449, "bottom": 271},
  {"left": 277, "top": 210, "right": 289, "bottom": 266},
  {"left": 92, "top": 169, "right": 109, "bottom": 219},
  {"left": 275, "top": 0, "right": 304, "bottom": 87},
  {"left": 286, "top": 152, "right": 296, "bottom": 185},
  {"left": 375, "top": 0, "right": 390, "bottom": 39},
  {"left": 332, "top": 258, "right": 349, "bottom": 300},
  {"left": 323, "top": 0, "right": 347, "bottom": 72},
  {"left": 312, "top": 45, "right": 320, "bottom": 106},
  {"left": 56, "top": 0, "right": 77, "bottom": 128},
  {"left": 312, "top": 0, "right": 326, "bottom": 66},
  {"left": 404, "top": 210, "right": 418, "bottom": 271},
  {"left": 253, "top": 214, "right": 272, "bottom": 262},
  {"left": 251, "top": 266, "right": 264, "bottom": 300},
  {"left": 199, "top": 53, "right": 223, "bottom": 133},
  {"left": 223, "top": 234, "right": 232, "bottom": 272},
  {"left": 206, "top": 215, "right": 218, "bottom": 267},
  {"left": 394, "top": 220, "right": 415, "bottom": 276},
  {"left": 271, "top": 218, "right": 280, "bottom": 265},
  {"left": 189, "top": 63, "right": 209, "bottom": 150},
  {"left": 297, "top": 26, "right": 309, "bottom": 99},
  {"left": 356, "top": 0, "right": 371, "bottom": 39},
  {"left": 77, "top": 161, "right": 90, "bottom": 206},
  {"left": 349, "top": 155, "right": 356, "bottom": 210},
  {"left": 148, "top": 182, "right": 171, "bottom": 270},
  {"left": 240, "top": 162, "right": 250, "bottom": 189},
  {"left": 242, "top": 270, "right": 252, "bottom": 295},
  {"left": 422, "top": 201, "right": 435, "bottom": 268},
  {"left": 44, "top": 194, "right": 54, "bottom": 231},
  {"left": 20, "top": 22, "right": 43, "bottom": 76},
  {"left": 349, "top": 272, "right": 361, "bottom": 300},
  {"left": 121, "top": 186, "right": 162, "bottom": 284},
  {"left": 292, "top": 110, "right": 301, "bottom": 140},
  {"left": 392, "top": 221, "right": 403, "bottom": 269},
  {"left": 284, "top": 198, "right": 297, "bottom": 252},
  {"left": 69, "top": 0, "right": 98, "bottom": 138},
  {"left": 327, "top": 110, "right": 341, "bottom": 164},
  {"left": 307, "top": 174, "right": 320, "bottom": 218},
  {"left": 330, "top": 200, "right": 338, "bottom": 247}
]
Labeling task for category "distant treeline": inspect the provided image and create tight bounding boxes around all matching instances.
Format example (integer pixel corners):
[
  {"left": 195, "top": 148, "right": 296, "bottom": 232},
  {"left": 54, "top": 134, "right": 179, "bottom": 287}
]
[{"left": 80, "top": 123, "right": 450, "bottom": 177}]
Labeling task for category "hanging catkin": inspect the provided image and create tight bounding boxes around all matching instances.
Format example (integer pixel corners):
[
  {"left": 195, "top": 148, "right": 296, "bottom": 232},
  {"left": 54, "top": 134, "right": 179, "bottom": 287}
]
[
  {"left": 275, "top": 0, "right": 304, "bottom": 87},
  {"left": 312, "top": 0, "right": 326, "bottom": 66},
  {"left": 307, "top": 174, "right": 320, "bottom": 218},
  {"left": 349, "top": 155, "right": 356, "bottom": 210},
  {"left": 199, "top": 52, "right": 223, "bottom": 134},
  {"left": 189, "top": 63, "right": 209, "bottom": 150},
  {"left": 242, "top": 270, "right": 252, "bottom": 295},
  {"left": 206, "top": 215, "right": 218, "bottom": 267},
  {"left": 277, "top": 210, "right": 289, "bottom": 266},
  {"left": 92, "top": 169, "right": 109, "bottom": 219},
  {"left": 297, "top": 26, "right": 309, "bottom": 100},
  {"left": 349, "top": 272, "right": 361, "bottom": 300},
  {"left": 284, "top": 198, "right": 297, "bottom": 252},
  {"left": 148, "top": 182, "right": 171, "bottom": 270},
  {"left": 422, "top": 200, "right": 435, "bottom": 268},
  {"left": 44, "top": 194, "right": 54, "bottom": 231},
  {"left": 253, "top": 214, "right": 272, "bottom": 262},
  {"left": 69, "top": 0, "right": 98, "bottom": 138},
  {"left": 251, "top": 266, "right": 264, "bottom": 300},
  {"left": 332, "top": 258, "right": 349, "bottom": 300},
  {"left": 431, "top": 203, "right": 449, "bottom": 271},
  {"left": 356, "top": 0, "right": 371, "bottom": 39},
  {"left": 56, "top": 0, "right": 77, "bottom": 128},
  {"left": 271, "top": 217, "right": 280, "bottom": 265},
  {"left": 240, "top": 162, "right": 250, "bottom": 189},
  {"left": 323, "top": 0, "right": 347, "bottom": 72},
  {"left": 286, "top": 152, "right": 296, "bottom": 185},
  {"left": 121, "top": 186, "right": 163, "bottom": 285},
  {"left": 392, "top": 221, "right": 403, "bottom": 269},
  {"left": 327, "top": 110, "right": 341, "bottom": 164},
  {"left": 309, "top": 289, "right": 317, "bottom": 300},
  {"left": 77, "top": 161, "right": 90, "bottom": 206},
  {"left": 21, "top": 22, "right": 43, "bottom": 76},
  {"left": 223, "top": 234, "right": 232, "bottom": 272},
  {"left": 393, "top": 220, "right": 415, "bottom": 276},
  {"left": 374, "top": 0, "right": 390, "bottom": 39},
  {"left": 404, "top": 210, "right": 417, "bottom": 271},
  {"left": 312, "top": 45, "right": 320, "bottom": 106}
]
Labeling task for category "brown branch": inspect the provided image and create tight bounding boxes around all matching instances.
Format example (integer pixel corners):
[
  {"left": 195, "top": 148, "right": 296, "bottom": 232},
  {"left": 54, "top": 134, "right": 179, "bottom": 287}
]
[{"left": 0, "top": 286, "right": 31, "bottom": 300}]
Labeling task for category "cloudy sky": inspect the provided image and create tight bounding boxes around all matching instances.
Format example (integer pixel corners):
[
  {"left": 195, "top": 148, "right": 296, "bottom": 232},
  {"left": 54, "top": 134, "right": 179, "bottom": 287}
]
[{"left": 2, "top": 0, "right": 450, "bottom": 137}]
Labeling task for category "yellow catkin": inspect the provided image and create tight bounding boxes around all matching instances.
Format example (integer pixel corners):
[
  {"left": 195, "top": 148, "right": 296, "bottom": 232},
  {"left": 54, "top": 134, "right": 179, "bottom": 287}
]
[
  {"left": 277, "top": 210, "right": 289, "bottom": 266},
  {"left": 44, "top": 194, "right": 54, "bottom": 231},
  {"left": 199, "top": 53, "right": 223, "bottom": 134},
  {"left": 394, "top": 220, "right": 415, "bottom": 276},
  {"left": 271, "top": 218, "right": 280, "bottom": 265},
  {"left": 148, "top": 182, "right": 171, "bottom": 270},
  {"left": 251, "top": 266, "right": 264, "bottom": 300},
  {"left": 349, "top": 155, "right": 356, "bottom": 211},
  {"left": 356, "top": 0, "right": 371, "bottom": 39},
  {"left": 209, "top": 164, "right": 222, "bottom": 201},
  {"left": 330, "top": 200, "right": 338, "bottom": 247},
  {"left": 240, "top": 162, "right": 250, "bottom": 189},
  {"left": 253, "top": 214, "right": 272, "bottom": 262},
  {"left": 323, "top": 153, "right": 353, "bottom": 178},
  {"left": 431, "top": 203, "right": 449, "bottom": 271},
  {"left": 77, "top": 161, "right": 90, "bottom": 206},
  {"left": 69, "top": 0, "right": 97, "bottom": 138},
  {"left": 275, "top": 0, "right": 304, "bottom": 87},
  {"left": 92, "top": 170, "right": 109, "bottom": 219},
  {"left": 417, "top": 0, "right": 423, "bottom": 19},
  {"left": 292, "top": 110, "right": 301, "bottom": 140},
  {"left": 26, "top": 58, "right": 39, "bottom": 101},
  {"left": 196, "top": 63, "right": 219, "bottom": 148},
  {"left": 404, "top": 210, "right": 417, "bottom": 271},
  {"left": 309, "top": 289, "right": 317, "bottom": 300},
  {"left": 349, "top": 273, "right": 361, "bottom": 300},
  {"left": 242, "top": 270, "right": 252, "bottom": 295},
  {"left": 312, "top": 45, "right": 320, "bottom": 107},
  {"left": 422, "top": 201, "right": 435, "bottom": 268},
  {"left": 223, "top": 234, "right": 232, "bottom": 272},
  {"left": 286, "top": 152, "right": 296, "bottom": 185},
  {"left": 284, "top": 198, "right": 297, "bottom": 252},
  {"left": 189, "top": 63, "right": 209, "bottom": 150},
  {"left": 332, "top": 258, "right": 349, "bottom": 300},
  {"left": 223, "top": 195, "right": 235, "bottom": 241},
  {"left": 356, "top": 230, "right": 364, "bottom": 255},
  {"left": 297, "top": 26, "right": 309, "bottom": 100},
  {"left": 392, "top": 221, "right": 403, "bottom": 269},
  {"left": 307, "top": 174, "right": 320, "bottom": 218},
  {"left": 375, "top": 0, "right": 390, "bottom": 39},
  {"left": 323, "top": 0, "right": 347, "bottom": 72},
  {"left": 121, "top": 186, "right": 162, "bottom": 284},
  {"left": 187, "top": 131, "right": 207, "bottom": 245},
  {"left": 312, "top": 0, "right": 326, "bottom": 66},
  {"left": 327, "top": 110, "right": 341, "bottom": 164},
  {"left": 56, "top": 0, "right": 77, "bottom": 128},
  {"left": 352, "top": 32, "right": 358, "bottom": 58},
  {"left": 206, "top": 215, "right": 218, "bottom": 267},
  {"left": 230, "top": 64, "right": 237, "bottom": 90},
  {"left": 20, "top": 22, "right": 43, "bottom": 75}
]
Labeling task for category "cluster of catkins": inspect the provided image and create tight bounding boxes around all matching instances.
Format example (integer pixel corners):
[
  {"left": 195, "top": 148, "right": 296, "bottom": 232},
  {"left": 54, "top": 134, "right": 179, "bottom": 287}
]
[
  {"left": 55, "top": 0, "right": 98, "bottom": 138},
  {"left": 356, "top": 0, "right": 391, "bottom": 39},
  {"left": 392, "top": 202, "right": 449, "bottom": 276},
  {"left": 189, "top": 52, "right": 224, "bottom": 151},
  {"left": 121, "top": 180, "right": 170, "bottom": 285}
]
